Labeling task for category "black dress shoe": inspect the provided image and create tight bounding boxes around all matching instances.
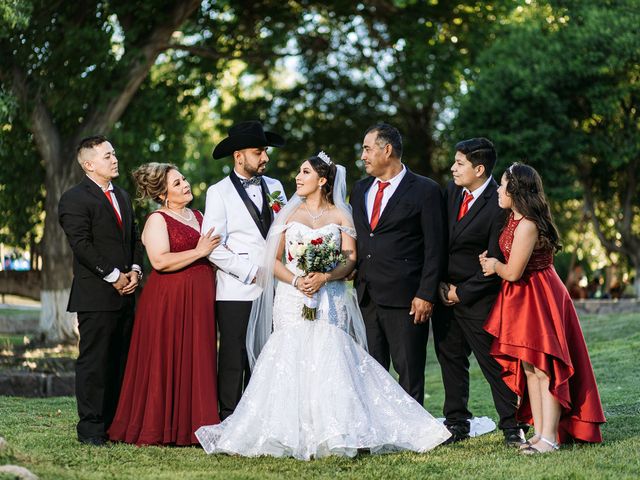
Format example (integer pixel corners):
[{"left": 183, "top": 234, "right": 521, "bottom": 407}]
[
  {"left": 78, "top": 436, "right": 107, "bottom": 447},
  {"left": 443, "top": 425, "right": 470, "bottom": 445},
  {"left": 503, "top": 428, "right": 526, "bottom": 447}
]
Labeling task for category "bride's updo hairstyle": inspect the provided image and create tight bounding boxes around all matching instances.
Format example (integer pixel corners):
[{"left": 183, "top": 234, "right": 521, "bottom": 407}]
[
  {"left": 132, "top": 162, "right": 177, "bottom": 204},
  {"left": 307, "top": 154, "right": 338, "bottom": 204}
]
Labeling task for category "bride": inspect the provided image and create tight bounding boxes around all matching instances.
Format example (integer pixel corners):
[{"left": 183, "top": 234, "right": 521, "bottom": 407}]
[{"left": 196, "top": 152, "right": 451, "bottom": 460}]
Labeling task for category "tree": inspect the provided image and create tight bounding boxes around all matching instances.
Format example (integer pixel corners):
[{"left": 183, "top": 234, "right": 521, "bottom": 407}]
[
  {"left": 0, "top": 0, "right": 327, "bottom": 342},
  {"left": 1, "top": 0, "right": 530, "bottom": 342},
  {"left": 453, "top": 0, "right": 640, "bottom": 295},
  {"left": 1, "top": 0, "right": 203, "bottom": 341},
  {"left": 212, "top": 1, "right": 519, "bottom": 186}
]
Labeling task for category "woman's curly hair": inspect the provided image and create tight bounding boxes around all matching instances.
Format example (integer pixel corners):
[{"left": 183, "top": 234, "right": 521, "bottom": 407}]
[
  {"left": 504, "top": 163, "right": 561, "bottom": 253},
  {"left": 131, "top": 162, "right": 177, "bottom": 205}
]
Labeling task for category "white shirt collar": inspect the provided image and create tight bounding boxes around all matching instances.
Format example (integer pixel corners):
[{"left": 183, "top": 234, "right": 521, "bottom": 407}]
[
  {"left": 375, "top": 164, "right": 406, "bottom": 187},
  {"left": 462, "top": 176, "right": 492, "bottom": 199},
  {"left": 87, "top": 174, "right": 113, "bottom": 192},
  {"left": 234, "top": 169, "right": 253, "bottom": 181}
]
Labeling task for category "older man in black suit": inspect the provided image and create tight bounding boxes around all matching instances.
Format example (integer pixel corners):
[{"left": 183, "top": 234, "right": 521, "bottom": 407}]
[
  {"left": 59, "top": 135, "right": 142, "bottom": 446},
  {"left": 350, "top": 123, "right": 445, "bottom": 405},
  {"left": 432, "top": 138, "right": 525, "bottom": 446}
]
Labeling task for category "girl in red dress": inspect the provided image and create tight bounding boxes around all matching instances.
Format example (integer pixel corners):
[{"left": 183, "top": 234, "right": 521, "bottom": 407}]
[
  {"left": 108, "top": 163, "right": 221, "bottom": 445},
  {"left": 480, "top": 163, "right": 605, "bottom": 454}
]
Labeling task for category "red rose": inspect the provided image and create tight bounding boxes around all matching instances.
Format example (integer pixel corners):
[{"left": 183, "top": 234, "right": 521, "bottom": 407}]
[
  {"left": 272, "top": 203, "right": 281, "bottom": 213},
  {"left": 310, "top": 237, "right": 323, "bottom": 245},
  {"left": 287, "top": 250, "right": 293, "bottom": 262}
]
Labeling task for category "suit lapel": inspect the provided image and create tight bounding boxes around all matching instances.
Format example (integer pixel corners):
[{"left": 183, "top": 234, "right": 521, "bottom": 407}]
[
  {"left": 449, "top": 185, "right": 463, "bottom": 236},
  {"left": 112, "top": 186, "right": 128, "bottom": 237},
  {"left": 259, "top": 179, "right": 273, "bottom": 233},
  {"left": 83, "top": 177, "right": 123, "bottom": 233},
  {"left": 374, "top": 169, "right": 415, "bottom": 230},
  {"left": 451, "top": 178, "right": 498, "bottom": 242},
  {"left": 229, "top": 171, "right": 268, "bottom": 238},
  {"left": 357, "top": 177, "right": 376, "bottom": 231}
]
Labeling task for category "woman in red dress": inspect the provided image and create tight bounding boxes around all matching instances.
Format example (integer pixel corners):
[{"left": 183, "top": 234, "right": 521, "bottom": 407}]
[
  {"left": 480, "top": 163, "right": 605, "bottom": 453},
  {"left": 108, "top": 163, "right": 221, "bottom": 445}
]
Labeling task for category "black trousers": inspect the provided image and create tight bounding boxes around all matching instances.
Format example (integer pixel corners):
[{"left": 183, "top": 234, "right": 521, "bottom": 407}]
[
  {"left": 216, "top": 300, "right": 252, "bottom": 421},
  {"left": 432, "top": 304, "right": 519, "bottom": 432},
  {"left": 76, "top": 301, "right": 134, "bottom": 440},
  {"left": 359, "top": 289, "right": 429, "bottom": 405}
]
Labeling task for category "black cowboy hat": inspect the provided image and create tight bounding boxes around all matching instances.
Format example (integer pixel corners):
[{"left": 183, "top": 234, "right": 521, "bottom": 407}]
[{"left": 212, "top": 121, "right": 285, "bottom": 159}]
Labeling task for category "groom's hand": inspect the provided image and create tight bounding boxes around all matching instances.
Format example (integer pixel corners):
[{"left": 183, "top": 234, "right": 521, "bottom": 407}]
[{"left": 410, "top": 297, "right": 433, "bottom": 324}]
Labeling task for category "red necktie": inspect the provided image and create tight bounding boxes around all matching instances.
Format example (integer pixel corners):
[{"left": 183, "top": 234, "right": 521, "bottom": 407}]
[
  {"left": 104, "top": 190, "right": 123, "bottom": 228},
  {"left": 457, "top": 191, "right": 473, "bottom": 221},
  {"left": 370, "top": 181, "right": 391, "bottom": 230}
]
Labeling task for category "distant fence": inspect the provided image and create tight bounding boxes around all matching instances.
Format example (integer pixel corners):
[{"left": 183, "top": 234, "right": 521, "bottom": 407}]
[{"left": 0, "top": 271, "right": 41, "bottom": 300}]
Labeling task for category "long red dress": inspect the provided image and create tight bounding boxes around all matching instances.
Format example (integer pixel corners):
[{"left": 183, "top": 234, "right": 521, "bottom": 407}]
[
  {"left": 484, "top": 214, "right": 605, "bottom": 443},
  {"left": 108, "top": 210, "right": 220, "bottom": 445}
]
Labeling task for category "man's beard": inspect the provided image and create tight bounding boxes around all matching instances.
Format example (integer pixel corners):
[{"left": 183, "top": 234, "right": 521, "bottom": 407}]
[{"left": 245, "top": 163, "right": 265, "bottom": 177}]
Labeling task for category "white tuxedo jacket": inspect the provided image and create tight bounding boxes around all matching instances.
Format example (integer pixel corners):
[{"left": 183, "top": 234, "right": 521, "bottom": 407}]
[{"left": 202, "top": 174, "right": 286, "bottom": 301}]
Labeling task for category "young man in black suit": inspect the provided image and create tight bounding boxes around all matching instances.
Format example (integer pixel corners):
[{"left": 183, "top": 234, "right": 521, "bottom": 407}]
[
  {"left": 350, "top": 123, "right": 445, "bottom": 405},
  {"left": 58, "top": 136, "right": 143, "bottom": 446},
  {"left": 432, "top": 138, "right": 525, "bottom": 446}
]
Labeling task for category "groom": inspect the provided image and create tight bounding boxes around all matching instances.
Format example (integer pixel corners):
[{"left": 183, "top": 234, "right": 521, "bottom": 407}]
[
  {"left": 202, "top": 120, "right": 286, "bottom": 420},
  {"left": 432, "top": 137, "right": 524, "bottom": 446},
  {"left": 350, "top": 123, "right": 445, "bottom": 405}
]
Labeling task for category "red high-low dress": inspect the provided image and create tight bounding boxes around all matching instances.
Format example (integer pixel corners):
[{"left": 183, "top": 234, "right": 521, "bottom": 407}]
[
  {"left": 108, "top": 210, "right": 220, "bottom": 445},
  {"left": 484, "top": 213, "right": 605, "bottom": 443}
]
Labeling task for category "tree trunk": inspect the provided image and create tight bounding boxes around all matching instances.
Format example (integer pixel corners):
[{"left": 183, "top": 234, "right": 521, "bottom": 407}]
[
  {"left": 631, "top": 255, "right": 640, "bottom": 299},
  {"left": 39, "top": 149, "right": 80, "bottom": 343}
]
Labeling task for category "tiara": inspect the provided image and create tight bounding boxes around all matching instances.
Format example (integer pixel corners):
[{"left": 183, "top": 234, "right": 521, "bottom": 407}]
[{"left": 317, "top": 151, "right": 332, "bottom": 165}]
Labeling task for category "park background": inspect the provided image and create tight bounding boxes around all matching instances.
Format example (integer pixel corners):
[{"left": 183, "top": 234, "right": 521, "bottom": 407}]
[{"left": 0, "top": 0, "right": 638, "bottom": 478}]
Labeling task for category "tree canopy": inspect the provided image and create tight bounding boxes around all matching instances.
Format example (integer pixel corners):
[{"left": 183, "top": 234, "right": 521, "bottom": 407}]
[
  {"left": 454, "top": 0, "right": 640, "bottom": 293},
  {"left": 0, "top": 0, "right": 637, "bottom": 340}
]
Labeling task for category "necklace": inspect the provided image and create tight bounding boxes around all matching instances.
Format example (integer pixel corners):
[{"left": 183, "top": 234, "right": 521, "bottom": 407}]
[
  {"left": 304, "top": 203, "right": 327, "bottom": 223},
  {"left": 166, "top": 207, "right": 194, "bottom": 222}
]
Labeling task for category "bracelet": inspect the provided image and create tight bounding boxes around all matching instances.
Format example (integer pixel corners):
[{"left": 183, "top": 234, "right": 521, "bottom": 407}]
[
  {"left": 291, "top": 274, "right": 300, "bottom": 288},
  {"left": 324, "top": 273, "right": 330, "bottom": 286}
]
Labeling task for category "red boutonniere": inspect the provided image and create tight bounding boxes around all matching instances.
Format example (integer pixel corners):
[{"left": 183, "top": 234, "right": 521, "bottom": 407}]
[{"left": 267, "top": 190, "right": 284, "bottom": 213}]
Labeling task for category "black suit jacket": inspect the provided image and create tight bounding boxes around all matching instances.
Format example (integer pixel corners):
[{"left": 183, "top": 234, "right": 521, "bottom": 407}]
[
  {"left": 58, "top": 176, "right": 142, "bottom": 312},
  {"left": 351, "top": 168, "right": 446, "bottom": 308},
  {"left": 443, "top": 178, "right": 506, "bottom": 320}
]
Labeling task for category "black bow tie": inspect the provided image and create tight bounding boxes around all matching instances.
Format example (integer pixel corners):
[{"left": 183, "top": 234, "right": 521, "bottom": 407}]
[{"left": 240, "top": 176, "right": 262, "bottom": 188}]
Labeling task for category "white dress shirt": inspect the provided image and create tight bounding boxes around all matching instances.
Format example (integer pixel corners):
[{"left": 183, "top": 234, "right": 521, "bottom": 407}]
[
  {"left": 461, "top": 176, "right": 493, "bottom": 210},
  {"left": 366, "top": 164, "right": 407, "bottom": 222},
  {"left": 234, "top": 170, "right": 263, "bottom": 211}
]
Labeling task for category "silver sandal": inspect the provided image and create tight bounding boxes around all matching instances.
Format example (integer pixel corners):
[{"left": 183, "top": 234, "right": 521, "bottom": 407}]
[{"left": 520, "top": 436, "right": 559, "bottom": 454}]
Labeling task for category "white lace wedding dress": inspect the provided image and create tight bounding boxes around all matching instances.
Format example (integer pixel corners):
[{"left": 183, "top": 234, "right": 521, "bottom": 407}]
[{"left": 196, "top": 222, "right": 451, "bottom": 460}]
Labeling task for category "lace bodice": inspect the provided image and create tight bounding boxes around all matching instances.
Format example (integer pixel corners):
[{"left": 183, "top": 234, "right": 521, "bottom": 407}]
[
  {"left": 283, "top": 222, "right": 355, "bottom": 272},
  {"left": 154, "top": 210, "right": 209, "bottom": 267},
  {"left": 273, "top": 222, "right": 355, "bottom": 332},
  {"left": 499, "top": 213, "right": 553, "bottom": 272}
]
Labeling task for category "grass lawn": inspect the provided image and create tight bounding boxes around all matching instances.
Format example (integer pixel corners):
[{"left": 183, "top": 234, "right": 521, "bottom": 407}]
[{"left": 1, "top": 313, "right": 639, "bottom": 479}]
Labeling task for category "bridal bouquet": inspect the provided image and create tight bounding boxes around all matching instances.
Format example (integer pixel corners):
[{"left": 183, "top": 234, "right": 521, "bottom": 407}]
[{"left": 296, "top": 235, "right": 345, "bottom": 320}]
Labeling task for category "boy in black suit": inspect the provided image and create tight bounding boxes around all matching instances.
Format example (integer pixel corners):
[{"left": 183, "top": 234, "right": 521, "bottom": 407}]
[
  {"left": 433, "top": 138, "right": 525, "bottom": 446},
  {"left": 59, "top": 136, "right": 142, "bottom": 445}
]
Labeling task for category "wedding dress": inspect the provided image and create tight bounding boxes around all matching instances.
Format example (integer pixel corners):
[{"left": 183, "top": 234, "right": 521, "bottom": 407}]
[{"left": 196, "top": 221, "right": 451, "bottom": 459}]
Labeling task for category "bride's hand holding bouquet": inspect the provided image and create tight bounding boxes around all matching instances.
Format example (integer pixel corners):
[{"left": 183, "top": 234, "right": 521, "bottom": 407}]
[{"left": 296, "top": 234, "right": 345, "bottom": 320}]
